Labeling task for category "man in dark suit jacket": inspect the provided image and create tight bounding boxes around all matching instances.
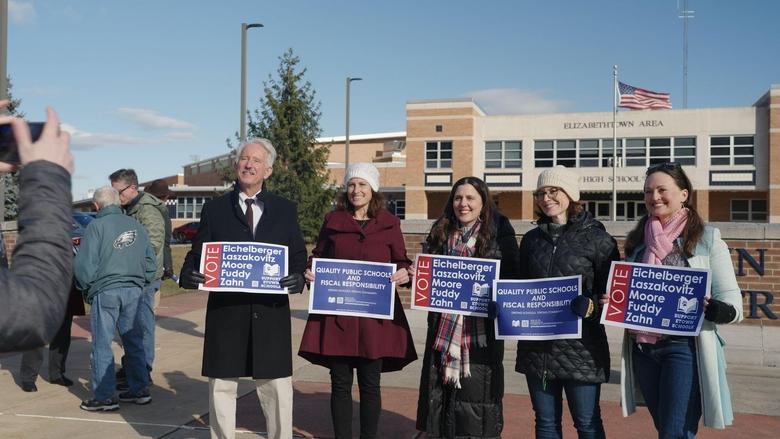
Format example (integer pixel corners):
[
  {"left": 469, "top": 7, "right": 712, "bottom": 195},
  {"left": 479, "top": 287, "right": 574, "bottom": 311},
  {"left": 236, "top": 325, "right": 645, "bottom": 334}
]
[{"left": 179, "top": 138, "right": 306, "bottom": 439}]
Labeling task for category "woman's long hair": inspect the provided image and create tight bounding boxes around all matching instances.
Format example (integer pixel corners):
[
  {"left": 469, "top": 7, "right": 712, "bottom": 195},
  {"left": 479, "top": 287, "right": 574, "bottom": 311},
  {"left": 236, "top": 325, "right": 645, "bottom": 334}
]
[
  {"left": 426, "top": 177, "right": 497, "bottom": 257},
  {"left": 336, "top": 189, "right": 386, "bottom": 218},
  {"left": 624, "top": 163, "right": 704, "bottom": 258}
]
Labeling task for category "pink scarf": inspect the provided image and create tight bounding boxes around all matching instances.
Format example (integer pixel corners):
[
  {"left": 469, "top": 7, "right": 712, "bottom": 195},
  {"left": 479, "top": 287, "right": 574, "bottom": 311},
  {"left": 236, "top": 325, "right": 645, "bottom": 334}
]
[
  {"left": 643, "top": 208, "right": 689, "bottom": 265},
  {"left": 632, "top": 208, "right": 689, "bottom": 344}
]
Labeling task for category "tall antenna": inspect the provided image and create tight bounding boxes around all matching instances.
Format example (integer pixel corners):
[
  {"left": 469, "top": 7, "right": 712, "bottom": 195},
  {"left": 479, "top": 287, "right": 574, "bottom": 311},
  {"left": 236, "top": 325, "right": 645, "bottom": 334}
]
[{"left": 678, "top": 0, "right": 695, "bottom": 108}]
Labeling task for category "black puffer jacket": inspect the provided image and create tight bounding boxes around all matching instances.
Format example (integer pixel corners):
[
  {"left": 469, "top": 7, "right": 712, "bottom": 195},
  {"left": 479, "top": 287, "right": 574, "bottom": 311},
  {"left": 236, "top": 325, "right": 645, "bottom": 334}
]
[
  {"left": 416, "top": 214, "right": 519, "bottom": 438},
  {"left": 515, "top": 211, "right": 619, "bottom": 383}
]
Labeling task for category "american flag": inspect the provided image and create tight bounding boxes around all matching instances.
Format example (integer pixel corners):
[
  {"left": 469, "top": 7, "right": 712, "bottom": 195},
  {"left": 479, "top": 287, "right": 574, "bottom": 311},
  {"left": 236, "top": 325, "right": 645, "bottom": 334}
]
[{"left": 618, "top": 82, "right": 672, "bottom": 110}]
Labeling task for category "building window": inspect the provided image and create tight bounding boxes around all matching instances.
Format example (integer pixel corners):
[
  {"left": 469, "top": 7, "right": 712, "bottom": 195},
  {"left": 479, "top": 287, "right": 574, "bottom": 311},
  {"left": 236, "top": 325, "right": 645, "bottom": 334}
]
[
  {"left": 673, "top": 137, "right": 696, "bottom": 165},
  {"left": 485, "top": 140, "right": 522, "bottom": 169},
  {"left": 199, "top": 161, "right": 213, "bottom": 173},
  {"left": 625, "top": 138, "right": 647, "bottom": 167},
  {"left": 176, "top": 196, "right": 211, "bottom": 219},
  {"left": 388, "top": 198, "right": 405, "bottom": 219},
  {"left": 557, "top": 140, "right": 576, "bottom": 167},
  {"left": 710, "top": 136, "right": 755, "bottom": 166},
  {"left": 534, "top": 140, "right": 554, "bottom": 168},
  {"left": 586, "top": 200, "right": 646, "bottom": 221},
  {"left": 426, "top": 141, "right": 452, "bottom": 168},
  {"left": 649, "top": 138, "right": 671, "bottom": 165},
  {"left": 579, "top": 139, "right": 599, "bottom": 167},
  {"left": 601, "top": 139, "right": 623, "bottom": 167},
  {"left": 731, "top": 199, "right": 766, "bottom": 222}
]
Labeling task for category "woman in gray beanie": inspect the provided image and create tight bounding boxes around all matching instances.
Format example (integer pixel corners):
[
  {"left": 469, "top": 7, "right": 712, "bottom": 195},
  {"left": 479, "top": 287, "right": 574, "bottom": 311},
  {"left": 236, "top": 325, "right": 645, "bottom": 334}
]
[{"left": 515, "top": 165, "right": 619, "bottom": 439}]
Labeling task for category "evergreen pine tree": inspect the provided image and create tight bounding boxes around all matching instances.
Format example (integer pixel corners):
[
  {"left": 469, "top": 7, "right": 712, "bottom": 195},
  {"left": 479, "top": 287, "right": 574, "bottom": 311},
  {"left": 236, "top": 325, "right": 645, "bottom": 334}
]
[
  {"left": 240, "top": 48, "right": 335, "bottom": 242},
  {"left": 2, "top": 77, "right": 23, "bottom": 220}
]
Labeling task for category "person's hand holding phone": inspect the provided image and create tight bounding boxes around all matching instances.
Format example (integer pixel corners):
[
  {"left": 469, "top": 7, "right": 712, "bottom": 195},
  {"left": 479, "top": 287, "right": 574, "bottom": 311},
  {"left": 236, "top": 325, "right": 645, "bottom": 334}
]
[{"left": 0, "top": 103, "right": 74, "bottom": 174}]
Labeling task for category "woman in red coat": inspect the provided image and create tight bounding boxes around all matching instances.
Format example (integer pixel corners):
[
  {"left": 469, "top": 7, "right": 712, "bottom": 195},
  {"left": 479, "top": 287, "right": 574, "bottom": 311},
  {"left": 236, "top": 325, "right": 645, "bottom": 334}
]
[{"left": 298, "top": 162, "right": 417, "bottom": 439}]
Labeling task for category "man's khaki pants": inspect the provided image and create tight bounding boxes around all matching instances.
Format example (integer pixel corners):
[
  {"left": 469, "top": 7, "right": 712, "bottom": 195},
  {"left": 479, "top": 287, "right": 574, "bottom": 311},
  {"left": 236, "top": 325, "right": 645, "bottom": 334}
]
[{"left": 209, "top": 376, "right": 293, "bottom": 439}]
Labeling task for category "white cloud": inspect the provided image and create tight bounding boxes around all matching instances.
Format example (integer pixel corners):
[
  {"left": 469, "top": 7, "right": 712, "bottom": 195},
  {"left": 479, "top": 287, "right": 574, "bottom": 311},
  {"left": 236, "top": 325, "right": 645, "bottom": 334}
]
[
  {"left": 9, "top": 1, "right": 35, "bottom": 24},
  {"left": 61, "top": 123, "right": 156, "bottom": 150},
  {"left": 165, "top": 131, "right": 196, "bottom": 141},
  {"left": 18, "top": 85, "right": 69, "bottom": 98},
  {"left": 117, "top": 107, "right": 196, "bottom": 131},
  {"left": 464, "top": 88, "right": 569, "bottom": 115}
]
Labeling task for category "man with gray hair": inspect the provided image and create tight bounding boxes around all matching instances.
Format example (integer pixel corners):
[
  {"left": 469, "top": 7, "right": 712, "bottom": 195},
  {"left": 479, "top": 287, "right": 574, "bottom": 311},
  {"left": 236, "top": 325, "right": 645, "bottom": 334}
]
[
  {"left": 74, "top": 186, "right": 156, "bottom": 411},
  {"left": 180, "top": 138, "right": 306, "bottom": 439}
]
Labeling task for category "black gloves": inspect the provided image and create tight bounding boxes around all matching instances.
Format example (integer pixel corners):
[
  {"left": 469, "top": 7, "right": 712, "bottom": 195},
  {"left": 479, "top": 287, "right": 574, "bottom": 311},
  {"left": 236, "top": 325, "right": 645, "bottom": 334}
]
[
  {"left": 179, "top": 267, "right": 205, "bottom": 289},
  {"left": 704, "top": 299, "right": 737, "bottom": 324},
  {"left": 280, "top": 273, "right": 305, "bottom": 294},
  {"left": 487, "top": 300, "right": 498, "bottom": 320},
  {"left": 571, "top": 295, "right": 594, "bottom": 318}
]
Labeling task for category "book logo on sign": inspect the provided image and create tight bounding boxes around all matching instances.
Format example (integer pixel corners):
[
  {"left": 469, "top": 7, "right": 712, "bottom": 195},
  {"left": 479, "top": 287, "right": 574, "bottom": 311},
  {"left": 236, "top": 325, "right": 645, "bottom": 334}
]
[
  {"left": 677, "top": 297, "right": 698, "bottom": 314},
  {"left": 264, "top": 263, "right": 280, "bottom": 276},
  {"left": 472, "top": 283, "right": 490, "bottom": 297}
]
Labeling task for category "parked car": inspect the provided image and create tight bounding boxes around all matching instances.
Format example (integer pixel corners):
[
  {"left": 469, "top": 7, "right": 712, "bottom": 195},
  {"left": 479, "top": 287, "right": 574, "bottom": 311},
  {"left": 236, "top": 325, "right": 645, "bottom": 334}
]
[
  {"left": 71, "top": 211, "right": 96, "bottom": 249},
  {"left": 173, "top": 221, "right": 199, "bottom": 243}
]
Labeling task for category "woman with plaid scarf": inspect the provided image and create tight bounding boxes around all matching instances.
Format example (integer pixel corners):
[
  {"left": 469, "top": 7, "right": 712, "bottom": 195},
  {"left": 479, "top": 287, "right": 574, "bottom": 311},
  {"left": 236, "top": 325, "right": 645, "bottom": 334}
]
[{"left": 415, "top": 177, "right": 520, "bottom": 439}]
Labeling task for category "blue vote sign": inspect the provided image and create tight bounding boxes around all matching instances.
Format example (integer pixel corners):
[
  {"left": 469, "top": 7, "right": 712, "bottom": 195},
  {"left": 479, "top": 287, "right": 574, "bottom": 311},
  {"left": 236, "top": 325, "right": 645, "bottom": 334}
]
[
  {"left": 493, "top": 276, "right": 582, "bottom": 340},
  {"left": 199, "top": 241, "right": 288, "bottom": 294},
  {"left": 308, "top": 258, "right": 397, "bottom": 320},
  {"left": 601, "top": 261, "right": 711, "bottom": 336},
  {"left": 411, "top": 254, "right": 500, "bottom": 317}
]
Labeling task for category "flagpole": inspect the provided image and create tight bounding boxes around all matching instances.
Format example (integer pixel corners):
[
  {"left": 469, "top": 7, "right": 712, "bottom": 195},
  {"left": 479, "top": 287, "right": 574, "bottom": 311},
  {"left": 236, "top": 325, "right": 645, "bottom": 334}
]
[{"left": 612, "top": 65, "right": 618, "bottom": 222}]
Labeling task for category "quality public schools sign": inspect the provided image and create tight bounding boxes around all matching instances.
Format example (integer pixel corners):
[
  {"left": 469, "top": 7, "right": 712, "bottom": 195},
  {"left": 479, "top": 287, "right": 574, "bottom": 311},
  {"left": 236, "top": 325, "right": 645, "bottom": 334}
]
[
  {"left": 308, "top": 258, "right": 396, "bottom": 320},
  {"left": 412, "top": 254, "right": 500, "bottom": 317},
  {"left": 493, "top": 276, "right": 582, "bottom": 340},
  {"left": 601, "top": 261, "right": 711, "bottom": 336},
  {"left": 199, "top": 241, "right": 289, "bottom": 294}
]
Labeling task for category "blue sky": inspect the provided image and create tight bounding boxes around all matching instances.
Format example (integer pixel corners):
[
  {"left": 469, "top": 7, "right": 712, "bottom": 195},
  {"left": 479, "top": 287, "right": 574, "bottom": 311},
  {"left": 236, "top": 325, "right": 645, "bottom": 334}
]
[{"left": 7, "top": 0, "right": 779, "bottom": 200}]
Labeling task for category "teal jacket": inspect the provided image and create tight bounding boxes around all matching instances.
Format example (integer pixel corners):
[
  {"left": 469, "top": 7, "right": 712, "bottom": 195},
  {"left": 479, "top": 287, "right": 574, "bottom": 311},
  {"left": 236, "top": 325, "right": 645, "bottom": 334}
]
[
  {"left": 74, "top": 205, "right": 157, "bottom": 304},
  {"left": 620, "top": 226, "right": 743, "bottom": 429},
  {"left": 124, "top": 192, "right": 165, "bottom": 280}
]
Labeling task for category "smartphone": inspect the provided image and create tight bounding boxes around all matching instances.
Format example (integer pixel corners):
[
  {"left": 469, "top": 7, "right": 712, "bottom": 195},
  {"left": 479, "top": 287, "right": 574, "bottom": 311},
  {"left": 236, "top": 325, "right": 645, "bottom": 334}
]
[{"left": 0, "top": 122, "right": 45, "bottom": 165}]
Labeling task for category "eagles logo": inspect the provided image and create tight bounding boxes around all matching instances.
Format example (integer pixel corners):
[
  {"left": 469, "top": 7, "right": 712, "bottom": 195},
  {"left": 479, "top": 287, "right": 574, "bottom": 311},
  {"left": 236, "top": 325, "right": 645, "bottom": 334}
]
[{"left": 113, "top": 230, "right": 138, "bottom": 249}]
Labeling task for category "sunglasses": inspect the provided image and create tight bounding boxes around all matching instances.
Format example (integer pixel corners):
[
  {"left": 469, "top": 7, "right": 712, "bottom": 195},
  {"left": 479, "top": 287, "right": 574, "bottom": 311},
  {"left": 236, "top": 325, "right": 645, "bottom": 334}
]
[{"left": 646, "top": 162, "right": 682, "bottom": 175}]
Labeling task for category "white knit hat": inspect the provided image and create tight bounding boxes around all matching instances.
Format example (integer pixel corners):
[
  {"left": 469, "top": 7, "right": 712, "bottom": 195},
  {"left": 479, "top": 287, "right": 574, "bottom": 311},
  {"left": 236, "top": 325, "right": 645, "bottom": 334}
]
[
  {"left": 344, "top": 162, "right": 380, "bottom": 192},
  {"left": 537, "top": 165, "right": 580, "bottom": 201}
]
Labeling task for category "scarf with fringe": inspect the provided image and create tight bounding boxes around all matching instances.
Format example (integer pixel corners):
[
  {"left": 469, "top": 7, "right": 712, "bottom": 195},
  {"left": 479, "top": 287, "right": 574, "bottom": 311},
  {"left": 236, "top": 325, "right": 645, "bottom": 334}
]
[{"left": 432, "top": 221, "right": 487, "bottom": 388}]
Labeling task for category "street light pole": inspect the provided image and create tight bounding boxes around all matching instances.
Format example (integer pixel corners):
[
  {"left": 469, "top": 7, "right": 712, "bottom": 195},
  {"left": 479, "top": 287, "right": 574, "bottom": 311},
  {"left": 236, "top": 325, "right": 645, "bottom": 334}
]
[
  {"left": 344, "top": 76, "right": 362, "bottom": 170},
  {"left": 240, "top": 22, "right": 263, "bottom": 143}
]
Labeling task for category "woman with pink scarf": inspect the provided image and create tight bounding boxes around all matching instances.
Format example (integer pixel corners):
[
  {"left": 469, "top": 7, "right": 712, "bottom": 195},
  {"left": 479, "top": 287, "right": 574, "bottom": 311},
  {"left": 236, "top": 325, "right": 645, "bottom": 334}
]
[{"left": 616, "top": 162, "right": 743, "bottom": 438}]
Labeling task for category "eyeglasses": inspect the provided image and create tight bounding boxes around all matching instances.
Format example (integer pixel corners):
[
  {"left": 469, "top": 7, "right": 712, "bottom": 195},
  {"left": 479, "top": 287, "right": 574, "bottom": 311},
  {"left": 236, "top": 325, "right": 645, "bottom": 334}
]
[
  {"left": 646, "top": 162, "right": 681, "bottom": 175},
  {"left": 533, "top": 187, "right": 561, "bottom": 200},
  {"left": 117, "top": 185, "right": 133, "bottom": 195}
]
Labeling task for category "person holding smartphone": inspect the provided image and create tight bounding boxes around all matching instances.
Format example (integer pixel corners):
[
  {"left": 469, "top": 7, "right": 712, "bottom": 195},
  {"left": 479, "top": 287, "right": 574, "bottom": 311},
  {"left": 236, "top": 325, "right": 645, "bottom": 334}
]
[{"left": 0, "top": 104, "right": 76, "bottom": 353}]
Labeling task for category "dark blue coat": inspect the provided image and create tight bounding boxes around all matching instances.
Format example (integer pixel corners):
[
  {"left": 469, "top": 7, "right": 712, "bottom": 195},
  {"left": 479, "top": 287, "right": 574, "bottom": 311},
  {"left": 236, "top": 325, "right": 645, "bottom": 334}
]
[{"left": 181, "top": 186, "right": 307, "bottom": 379}]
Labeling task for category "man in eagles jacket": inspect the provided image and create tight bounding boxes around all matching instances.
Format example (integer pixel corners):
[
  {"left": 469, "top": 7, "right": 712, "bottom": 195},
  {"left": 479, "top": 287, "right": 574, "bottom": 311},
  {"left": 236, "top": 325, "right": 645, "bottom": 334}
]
[{"left": 179, "top": 138, "right": 306, "bottom": 439}]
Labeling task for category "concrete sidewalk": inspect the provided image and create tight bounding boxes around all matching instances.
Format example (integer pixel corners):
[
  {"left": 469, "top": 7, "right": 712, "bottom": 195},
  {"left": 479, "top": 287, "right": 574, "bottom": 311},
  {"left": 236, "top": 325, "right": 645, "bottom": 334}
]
[{"left": 1, "top": 290, "right": 778, "bottom": 438}]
